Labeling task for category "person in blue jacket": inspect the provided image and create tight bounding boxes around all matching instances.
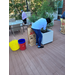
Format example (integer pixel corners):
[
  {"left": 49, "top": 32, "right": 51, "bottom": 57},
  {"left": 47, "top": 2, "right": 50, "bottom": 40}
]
[
  {"left": 60, "top": 11, "right": 65, "bottom": 31},
  {"left": 31, "top": 18, "right": 51, "bottom": 48},
  {"left": 60, "top": 11, "right": 65, "bottom": 19}
]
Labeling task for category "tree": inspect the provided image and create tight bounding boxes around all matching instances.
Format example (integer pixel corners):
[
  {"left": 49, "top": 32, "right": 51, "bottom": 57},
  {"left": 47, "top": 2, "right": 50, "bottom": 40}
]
[
  {"left": 9, "top": 0, "right": 26, "bottom": 19},
  {"left": 29, "top": 0, "right": 61, "bottom": 14}
]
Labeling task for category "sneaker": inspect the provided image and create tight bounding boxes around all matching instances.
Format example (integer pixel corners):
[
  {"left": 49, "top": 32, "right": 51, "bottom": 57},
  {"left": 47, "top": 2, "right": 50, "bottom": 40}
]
[
  {"left": 60, "top": 28, "right": 61, "bottom": 31},
  {"left": 38, "top": 46, "right": 44, "bottom": 48}
]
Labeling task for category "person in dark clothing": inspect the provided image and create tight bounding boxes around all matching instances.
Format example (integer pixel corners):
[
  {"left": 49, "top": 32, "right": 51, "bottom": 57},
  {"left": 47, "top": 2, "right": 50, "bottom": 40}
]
[{"left": 21, "top": 10, "right": 27, "bottom": 24}]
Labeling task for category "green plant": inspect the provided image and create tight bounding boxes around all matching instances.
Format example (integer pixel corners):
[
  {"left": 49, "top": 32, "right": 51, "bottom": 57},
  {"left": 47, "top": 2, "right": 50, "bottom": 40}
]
[
  {"left": 37, "top": 1, "right": 54, "bottom": 27},
  {"left": 9, "top": 2, "right": 26, "bottom": 20},
  {"left": 28, "top": 14, "right": 40, "bottom": 22},
  {"left": 30, "top": 0, "right": 61, "bottom": 14}
]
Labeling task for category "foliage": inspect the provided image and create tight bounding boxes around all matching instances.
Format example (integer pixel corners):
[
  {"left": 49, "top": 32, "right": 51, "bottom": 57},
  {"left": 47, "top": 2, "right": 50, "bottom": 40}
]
[
  {"left": 29, "top": 0, "right": 43, "bottom": 14},
  {"left": 37, "top": 1, "right": 53, "bottom": 18},
  {"left": 30, "top": 0, "right": 62, "bottom": 14},
  {"left": 47, "top": 0, "right": 62, "bottom": 12},
  {"left": 9, "top": 2, "right": 26, "bottom": 20},
  {"left": 28, "top": 14, "right": 40, "bottom": 22}
]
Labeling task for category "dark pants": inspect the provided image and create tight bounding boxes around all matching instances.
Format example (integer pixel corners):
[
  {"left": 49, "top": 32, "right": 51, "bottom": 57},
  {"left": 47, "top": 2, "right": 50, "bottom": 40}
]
[
  {"left": 32, "top": 28, "right": 42, "bottom": 46},
  {"left": 23, "top": 18, "right": 27, "bottom": 24}
]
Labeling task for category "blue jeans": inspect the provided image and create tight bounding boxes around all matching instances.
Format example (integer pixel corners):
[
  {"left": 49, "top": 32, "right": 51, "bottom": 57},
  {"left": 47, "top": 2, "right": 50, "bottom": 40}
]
[{"left": 32, "top": 28, "right": 42, "bottom": 46}]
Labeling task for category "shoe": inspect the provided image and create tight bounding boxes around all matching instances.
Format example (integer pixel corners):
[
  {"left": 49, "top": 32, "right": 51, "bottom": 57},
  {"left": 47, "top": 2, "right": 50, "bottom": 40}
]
[
  {"left": 36, "top": 43, "right": 38, "bottom": 46},
  {"left": 38, "top": 46, "right": 44, "bottom": 48},
  {"left": 59, "top": 28, "right": 61, "bottom": 31}
]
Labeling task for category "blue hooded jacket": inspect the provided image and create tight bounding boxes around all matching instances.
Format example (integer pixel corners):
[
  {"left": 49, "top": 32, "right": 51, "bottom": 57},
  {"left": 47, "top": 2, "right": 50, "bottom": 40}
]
[{"left": 60, "top": 11, "right": 65, "bottom": 19}]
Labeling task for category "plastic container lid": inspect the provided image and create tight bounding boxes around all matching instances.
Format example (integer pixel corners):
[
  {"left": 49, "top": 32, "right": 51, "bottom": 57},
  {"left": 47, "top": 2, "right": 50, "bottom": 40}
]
[{"left": 18, "top": 39, "right": 25, "bottom": 44}]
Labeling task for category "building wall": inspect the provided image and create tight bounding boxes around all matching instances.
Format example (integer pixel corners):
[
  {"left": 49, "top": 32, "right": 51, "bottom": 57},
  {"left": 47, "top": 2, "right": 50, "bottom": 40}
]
[{"left": 62, "top": 0, "right": 65, "bottom": 14}]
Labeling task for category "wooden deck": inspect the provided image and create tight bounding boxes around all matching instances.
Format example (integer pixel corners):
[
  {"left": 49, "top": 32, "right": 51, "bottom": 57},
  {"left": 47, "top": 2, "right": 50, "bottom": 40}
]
[{"left": 9, "top": 21, "right": 65, "bottom": 75}]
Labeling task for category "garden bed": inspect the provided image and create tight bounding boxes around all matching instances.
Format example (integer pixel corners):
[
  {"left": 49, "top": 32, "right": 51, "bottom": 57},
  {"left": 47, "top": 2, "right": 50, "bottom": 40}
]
[{"left": 41, "top": 29, "right": 54, "bottom": 45}]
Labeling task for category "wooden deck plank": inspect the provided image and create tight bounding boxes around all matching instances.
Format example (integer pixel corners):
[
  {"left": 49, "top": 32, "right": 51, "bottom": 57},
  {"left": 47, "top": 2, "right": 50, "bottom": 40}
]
[
  {"left": 54, "top": 70, "right": 64, "bottom": 75},
  {"left": 17, "top": 50, "right": 34, "bottom": 75},
  {"left": 13, "top": 50, "right": 29, "bottom": 75},
  {"left": 25, "top": 46, "right": 53, "bottom": 75},
  {"left": 24, "top": 48, "right": 47, "bottom": 75},
  {"left": 9, "top": 54, "right": 16, "bottom": 75},
  {"left": 37, "top": 57, "right": 53, "bottom": 75},
  {"left": 46, "top": 45, "right": 65, "bottom": 63},
  {"left": 42, "top": 46, "right": 65, "bottom": 67},
  {"left": 60, "top": 66, "right": 65, "bottom": 75},
  {"left": 27, "top": 46, "right": 57, "bottom": 74},
  {"left": 21, "top": 50, "right": 41, "bottom": 75},
  {"left": 38, "top": 53, "right": 64, "bottom": 75},
  {"left": 43, "top": 47, "right": 64, "bottom": 67},
  {"left": 10, "top": 52, "right": 22, "bottom": 75},
  {"left": 28, "top": 46, "right": 54, "bottom": 75}
]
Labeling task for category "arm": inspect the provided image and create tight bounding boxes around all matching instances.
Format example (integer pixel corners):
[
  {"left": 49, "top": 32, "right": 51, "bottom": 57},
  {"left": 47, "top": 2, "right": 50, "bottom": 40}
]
[
  {"left": 43, "top": 22, "right": 47, "bottom": 30},
  {"left": 42, "top": 26, "right": 47, "bottom": 33},
  {"left": 43, "top": 26, "right": 46, "bottom": 30}
]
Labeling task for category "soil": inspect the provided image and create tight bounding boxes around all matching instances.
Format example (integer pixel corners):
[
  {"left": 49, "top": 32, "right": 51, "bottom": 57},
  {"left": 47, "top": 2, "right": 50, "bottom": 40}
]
[{"left": 41, "top": 30, "right": 49, "bottom": 33}]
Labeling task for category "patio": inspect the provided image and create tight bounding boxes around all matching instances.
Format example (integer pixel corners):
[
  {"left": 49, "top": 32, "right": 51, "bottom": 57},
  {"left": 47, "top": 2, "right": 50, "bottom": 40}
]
[{"left": 9, "top": 20, "right": 65, "bottom": 75}]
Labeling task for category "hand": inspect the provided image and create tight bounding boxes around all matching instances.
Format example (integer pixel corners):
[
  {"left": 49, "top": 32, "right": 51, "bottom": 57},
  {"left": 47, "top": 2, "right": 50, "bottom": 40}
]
[{"left": 43, "top": 30, "right": 46, "bottom": 33}]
